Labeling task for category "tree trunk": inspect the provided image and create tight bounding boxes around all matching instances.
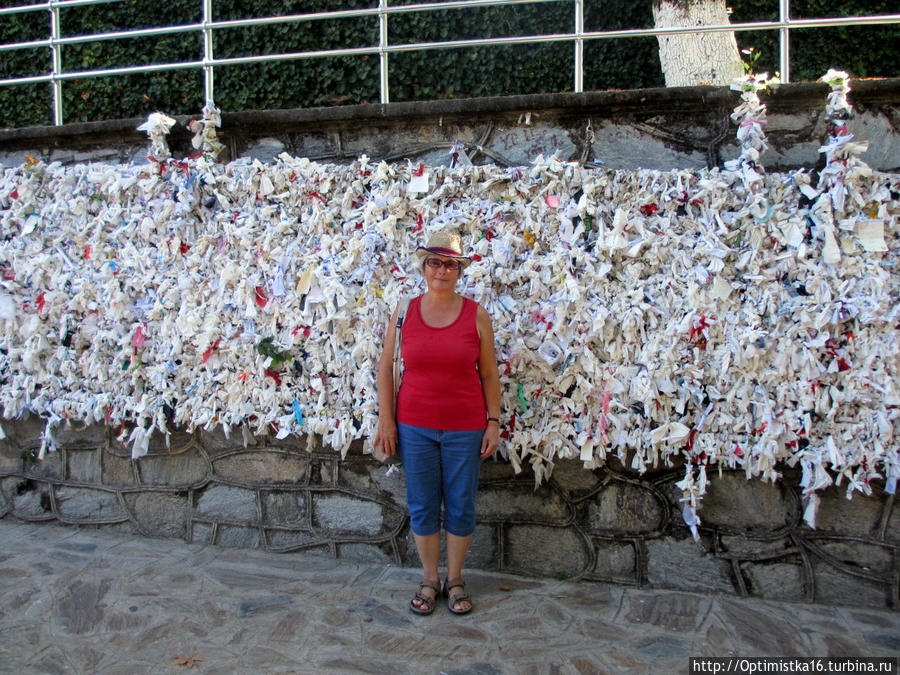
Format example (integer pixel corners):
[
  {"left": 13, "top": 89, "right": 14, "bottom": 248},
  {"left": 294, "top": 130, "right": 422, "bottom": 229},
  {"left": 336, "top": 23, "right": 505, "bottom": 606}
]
[{"left": 652, "top": 0, "right": 744, "bottom": 87}]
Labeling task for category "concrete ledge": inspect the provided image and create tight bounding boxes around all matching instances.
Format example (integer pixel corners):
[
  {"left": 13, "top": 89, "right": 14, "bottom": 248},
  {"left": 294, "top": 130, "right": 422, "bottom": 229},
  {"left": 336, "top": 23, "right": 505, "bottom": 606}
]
[{"left": 2, "top": 78, "right": 898, "bottom": 151}]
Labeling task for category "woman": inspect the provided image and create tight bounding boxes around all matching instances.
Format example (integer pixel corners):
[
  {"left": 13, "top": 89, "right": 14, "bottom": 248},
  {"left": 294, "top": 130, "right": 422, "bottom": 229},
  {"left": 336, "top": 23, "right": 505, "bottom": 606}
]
[{"left": 373, "top": 229, "right": 501, "bottom": 616}]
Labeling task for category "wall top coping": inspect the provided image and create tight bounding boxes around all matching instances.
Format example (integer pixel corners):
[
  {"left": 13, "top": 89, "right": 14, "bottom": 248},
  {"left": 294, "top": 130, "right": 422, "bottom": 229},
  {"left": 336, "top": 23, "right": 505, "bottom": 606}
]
[{"left": 2, "top": 78, "right": 898, "bottom": 153}]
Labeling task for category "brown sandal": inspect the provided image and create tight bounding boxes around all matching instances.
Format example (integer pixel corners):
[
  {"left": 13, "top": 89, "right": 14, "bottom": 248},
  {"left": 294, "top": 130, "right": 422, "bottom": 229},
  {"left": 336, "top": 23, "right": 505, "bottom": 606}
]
[
  {"left": 443, "top": 577, "right": 472, "bottom": 615},
  {"left": 409, "top": 579, "right": 440, "bottom": 615}
]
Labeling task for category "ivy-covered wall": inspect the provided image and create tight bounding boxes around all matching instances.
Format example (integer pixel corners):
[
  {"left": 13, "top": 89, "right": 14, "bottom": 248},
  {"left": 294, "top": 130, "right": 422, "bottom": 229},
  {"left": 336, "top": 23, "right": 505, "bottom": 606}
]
[{"left": 1, "top": 0, "right": 897, "bottom": 128}]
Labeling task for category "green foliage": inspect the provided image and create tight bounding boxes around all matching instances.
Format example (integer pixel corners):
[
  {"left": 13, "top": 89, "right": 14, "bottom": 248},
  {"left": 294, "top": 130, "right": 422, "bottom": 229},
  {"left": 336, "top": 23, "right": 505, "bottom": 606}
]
[
  {"left": 730, "top": 0, "right": 899, "bottom": 81},
  {"left": 0, "top": 0, "right": 896, "bottom": 128},
  {"left": 257, "top": 337, "right": 292, "bottom": 370}
]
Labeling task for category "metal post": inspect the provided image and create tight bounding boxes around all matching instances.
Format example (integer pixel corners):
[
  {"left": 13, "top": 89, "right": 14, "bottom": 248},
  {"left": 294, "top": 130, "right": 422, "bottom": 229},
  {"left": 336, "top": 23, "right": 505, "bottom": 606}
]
[
  {"left": 779, "top": 0, "right": 790, "bottom": 83},
  {"left": 203, "top": 0, "right": 214, "bottom": 103},
  {"left": 49, "top": 0, "right": 63, "bottom": 126},
  {"left": 379, "top": 0, "right": 389, "bottom": 104},
  {"left": 573, "top": 0, "right": 583, "bottom": 93}
]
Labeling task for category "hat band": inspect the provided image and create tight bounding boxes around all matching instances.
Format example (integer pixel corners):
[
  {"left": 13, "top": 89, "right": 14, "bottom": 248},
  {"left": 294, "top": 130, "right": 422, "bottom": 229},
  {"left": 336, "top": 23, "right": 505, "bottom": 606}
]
[{"left": 419, "top": 246, "right": 468, "bottom": 259}]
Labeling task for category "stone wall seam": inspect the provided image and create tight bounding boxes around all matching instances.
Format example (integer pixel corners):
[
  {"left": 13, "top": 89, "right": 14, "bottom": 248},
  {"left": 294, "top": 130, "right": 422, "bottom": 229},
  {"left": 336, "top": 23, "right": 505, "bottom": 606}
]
[
  {"left": 729, "top": 558, "right": 749, "bottom": 597},
  {"left": 876, "top": 493, "right": 895, "bottom": 541},
  {"left": 789, "top": 532, "right": 817, "bottom": 603},
  {"left": 208, "top": 522, "right": 218, "bottom": 545},
  {"left": 716, "top": 546, "right": 803, "bottom": 563},
  {"left": 551, "top": 471, "right": 609, "bottom": 504},
  {"left": 891, "top": 551, "right": 900, "bottom": 607},
  {"left": 583, "top": 536, "right": 641, "bottom": 585},
  {"left": 799, "top": 536, "right": 897, "bottom": 584},
  {"left": 568, "top": 524, "right": 597, "bottom": 582},
  {"left": 706, "top": 108, "right": 732, "bottom": 167},
  {"left": 10, "top": 512, "right": 56, "bottom": 523},
  {"left": 255, "top": 487, "right": 265, "bottom": 544},
  {"left": 134, "top": 470, "right": 210, "bottom": 492},
  {"left": 265, "top": 539, "right": 330, "bottom": 555}
]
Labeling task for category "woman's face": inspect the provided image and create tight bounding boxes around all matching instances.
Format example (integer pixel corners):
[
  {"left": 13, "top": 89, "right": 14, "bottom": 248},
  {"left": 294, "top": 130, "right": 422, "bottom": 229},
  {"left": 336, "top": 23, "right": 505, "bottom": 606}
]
[{"left": 423, "top": 255, "right": 462, "bottom": 289}]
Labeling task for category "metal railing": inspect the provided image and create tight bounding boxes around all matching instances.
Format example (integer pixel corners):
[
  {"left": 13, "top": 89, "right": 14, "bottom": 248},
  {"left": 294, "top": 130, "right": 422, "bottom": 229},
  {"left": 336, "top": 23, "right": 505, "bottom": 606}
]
[{"left": 1, "top": 0, "right": 898, "bottom": 126}]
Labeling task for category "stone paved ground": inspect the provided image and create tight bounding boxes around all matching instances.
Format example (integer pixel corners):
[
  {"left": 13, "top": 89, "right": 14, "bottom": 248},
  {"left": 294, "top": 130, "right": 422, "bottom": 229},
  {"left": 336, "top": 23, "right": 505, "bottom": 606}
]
[{"left": 0, "top": 520, "right": 897, "bottom": 675}]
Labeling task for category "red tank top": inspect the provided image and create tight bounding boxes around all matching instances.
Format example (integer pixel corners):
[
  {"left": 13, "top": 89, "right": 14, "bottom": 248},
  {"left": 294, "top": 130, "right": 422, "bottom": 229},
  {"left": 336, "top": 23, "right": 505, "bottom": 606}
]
[{"left": 396, "top": 295, "right": 487, "bottom": 430}]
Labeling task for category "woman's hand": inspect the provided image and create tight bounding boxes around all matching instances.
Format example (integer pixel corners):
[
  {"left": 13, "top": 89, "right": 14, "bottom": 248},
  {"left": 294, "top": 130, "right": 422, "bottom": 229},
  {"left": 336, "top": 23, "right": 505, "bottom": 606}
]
[
  {"left": 481, "top": 422, "right": 499, "bottom": 459},
  {"left": 372, "top": 415, "right": 398, "bottom": 460}
]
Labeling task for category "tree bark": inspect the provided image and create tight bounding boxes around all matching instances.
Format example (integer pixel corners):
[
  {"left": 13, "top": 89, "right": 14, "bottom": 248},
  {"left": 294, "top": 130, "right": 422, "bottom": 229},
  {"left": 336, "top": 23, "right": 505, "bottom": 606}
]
[{"left": 653, "top": 0, "right": 744, "bottom": 87}]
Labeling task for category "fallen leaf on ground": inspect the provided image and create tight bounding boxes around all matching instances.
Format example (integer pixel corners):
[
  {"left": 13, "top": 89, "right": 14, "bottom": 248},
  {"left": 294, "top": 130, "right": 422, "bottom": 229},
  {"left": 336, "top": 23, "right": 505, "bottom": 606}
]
[{"left": 171, "top": 655, "right": 204, "bottom": 668}]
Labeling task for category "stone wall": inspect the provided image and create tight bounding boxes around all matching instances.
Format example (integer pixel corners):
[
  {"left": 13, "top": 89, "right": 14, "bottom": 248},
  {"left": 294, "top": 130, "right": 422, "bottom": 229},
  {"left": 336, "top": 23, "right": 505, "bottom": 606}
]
[{"left": 1, "top": 415, "right": 896, "bottom": 610}]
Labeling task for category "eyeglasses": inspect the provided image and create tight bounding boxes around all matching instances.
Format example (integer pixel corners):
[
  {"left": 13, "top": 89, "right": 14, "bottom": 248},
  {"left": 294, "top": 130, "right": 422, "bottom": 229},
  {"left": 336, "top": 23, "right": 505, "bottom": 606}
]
[{"left": 425, "top": 258, "right": 461, "bottom": 271}]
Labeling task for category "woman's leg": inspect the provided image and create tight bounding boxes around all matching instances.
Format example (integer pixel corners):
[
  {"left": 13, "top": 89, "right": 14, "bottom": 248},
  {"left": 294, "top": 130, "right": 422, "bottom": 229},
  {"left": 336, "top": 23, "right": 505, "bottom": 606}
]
[
  {"left": 413, "top": 531, "right": 441, "bottom": 584},
  {"left": 398, "top": 424, "right": 443, "bottom": 611},
  {"left": 440, "top": 428, "right": 484, "bottom": 612}
]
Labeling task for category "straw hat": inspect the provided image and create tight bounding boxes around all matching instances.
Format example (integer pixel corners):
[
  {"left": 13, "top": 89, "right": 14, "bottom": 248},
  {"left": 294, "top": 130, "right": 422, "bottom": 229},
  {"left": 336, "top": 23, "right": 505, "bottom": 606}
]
[{"left": 414, "top": 230, "right": 471, "bottom": 268}]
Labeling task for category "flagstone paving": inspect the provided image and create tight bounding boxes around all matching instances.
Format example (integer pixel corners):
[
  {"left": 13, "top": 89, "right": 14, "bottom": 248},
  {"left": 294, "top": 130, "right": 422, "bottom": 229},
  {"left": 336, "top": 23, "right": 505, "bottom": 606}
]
[{"left": 0, "top": 519, "right": 897, "bottom": 674}]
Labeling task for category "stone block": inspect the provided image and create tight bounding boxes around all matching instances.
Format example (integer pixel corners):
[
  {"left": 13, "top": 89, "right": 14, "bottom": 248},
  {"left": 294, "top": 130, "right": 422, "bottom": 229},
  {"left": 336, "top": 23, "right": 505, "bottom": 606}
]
[
  {"left": 215, "top": 524, "right": 260, "bottom": 549},
  {"left": 813, "top": 565, "right": 889, "bottom": 608},
  {"left": 67, "top": 449, "right": 101, "bottom": 484},
  {"left": 0, "top": 441, "right": 21, "bottom": 472},
  {"left": 478, "top": 460, "right": 519, "bottom": 481},
  {"left": 52, "top": 423, "right": 107, "bottom": 449},
  {"left": 489, "top": 125, "right": 577, "bottom": 168},
  {"left": 699, "top": 473, "right": 798, "bottom": 534},
  {"left": 886, "top": 502, "right": 900, "bottom": 545},
  {"left": 646, "top": 537, "right": 734, "bottom": 594},
  {"left": 122, "top": 491, "right": 189, "bottom": 538},
  {"left": 587, "top": 481, "right": 666, "bottom": 535},
  {"left": 288, "top": 131, "right": 340, "bottom": 159},
  {"left": 0, "top": 476, "right": 55, "bottom": 520},
  {"left": 269, "top": 433, "right": 316, "bottom": 451},
  {"left": 504, "top": 525, "right": 590, "bottom": 578},
  {"left": 55, "top": 486, "right": 125, "bottom": 522},
  {"left": 146, "top": 428, "right": 194, "bottom": 455},
  {"left": 476, "top": 484, "right": 570, "bottom": 523},
  {"left": 719, "top": 535, "right": 794, "bottom": 559},
  {"left": 338, "top": 542, "right": 394, "bottom": 564},
  {"left": 265, "top": 529, "right": 321, "bottom": 551},
  {"left": 2, "top": 477, "right": 53, "bottom": 518},
  {"left": 313, "top": 459, "right": 336, "bottom": 485},
  {"left": 13, "top": 488, "right": 54, "bottom": 518},
  {"left": 548, "top": 459, "right": 603, "bottom": 500},
  {"left": 852, "top": 112, "right": 900, "bottom": 172},
  {"left": 654, "top": 473, "right": 695, "bottom": 529},
  {"left": 592, "top": 541, "right": 637, "bottom": 581},
  {"left": 198, "top": 426, "right": 246, "bottom": 454},
  {"left": 244, "top": 137, "right": 286, "bottom": 163},
  {"left": 137, "top": 448, "right": 209, "bottom": 488},
  {"left": 741, "top": 561, "right": 806, "bottom": 602},
  {"left": 101, "top": 449, "right": 137, "bottom": 486},
  {"left": 213, "top": 450, "right": 308, "bottom": 485},
  {"left": 24, "top": 452, "right": 63, "bottom": 480},
  {"left": 367, "top": 462, "right": 406, "bottom": 507},
  {"left": 810, "top": 539, "right": 894, "bottom": 578},
  {"left": 813, "top": 486, "right": 884, "bottom": 537},
  {"left": 194, "top": 485, "right": 259, "bottom": 522},
  {"left": 192, "top": 522, "right": 213, "bottom": 544},
  {"left": 465, "top": 524, "right": 498, "bottom": 571},
  {"left": 591, "top": 121, "right": 707, "bottom": 170},
  {"left": 312, "top": 493, "right": 384, "bottom": 536},
  {"left": 5, "top": 414, "right": 44, "bottom": 448},
  {"left": 336, "top": 463, "right": 374, "bottom": 492},
  {"left": 262, "top": 490, "right": 308, "bottom": 526}
]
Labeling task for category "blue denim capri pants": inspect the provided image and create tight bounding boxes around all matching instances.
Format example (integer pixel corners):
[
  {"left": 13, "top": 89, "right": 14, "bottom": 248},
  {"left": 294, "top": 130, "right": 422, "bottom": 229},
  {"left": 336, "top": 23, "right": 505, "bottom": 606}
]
[{"left": 397, "top": 423, "right": 484, "bottom": 537}]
